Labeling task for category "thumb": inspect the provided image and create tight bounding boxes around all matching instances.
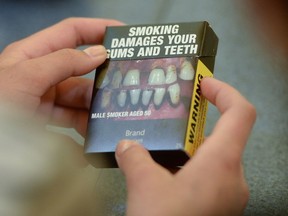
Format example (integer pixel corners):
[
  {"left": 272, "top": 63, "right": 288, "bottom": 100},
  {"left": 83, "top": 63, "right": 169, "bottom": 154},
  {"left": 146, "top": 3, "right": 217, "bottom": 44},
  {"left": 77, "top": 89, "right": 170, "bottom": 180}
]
[
  {"left": 115, "top": 140, "right": 154, "bottom": 172},
  {"left": 115, "top": 140, "right": 162, "bottom": 186},
  {"left": 115, "top": 141, "right": 175, "bottom": 216}
]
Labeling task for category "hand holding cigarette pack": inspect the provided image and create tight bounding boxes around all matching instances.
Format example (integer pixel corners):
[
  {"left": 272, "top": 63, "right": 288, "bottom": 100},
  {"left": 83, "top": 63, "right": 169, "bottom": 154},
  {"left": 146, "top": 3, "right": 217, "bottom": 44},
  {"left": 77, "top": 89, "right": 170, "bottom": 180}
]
[{"left": 84, "top": 22, "right": 218, "bottom": 168}]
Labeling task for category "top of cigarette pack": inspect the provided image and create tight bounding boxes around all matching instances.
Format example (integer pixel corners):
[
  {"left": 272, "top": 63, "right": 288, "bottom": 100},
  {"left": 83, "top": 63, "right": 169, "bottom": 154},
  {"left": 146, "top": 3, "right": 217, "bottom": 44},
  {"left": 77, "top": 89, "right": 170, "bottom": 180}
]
[{"left": 103, "top": 21, "right": 218, "bottom": 61}]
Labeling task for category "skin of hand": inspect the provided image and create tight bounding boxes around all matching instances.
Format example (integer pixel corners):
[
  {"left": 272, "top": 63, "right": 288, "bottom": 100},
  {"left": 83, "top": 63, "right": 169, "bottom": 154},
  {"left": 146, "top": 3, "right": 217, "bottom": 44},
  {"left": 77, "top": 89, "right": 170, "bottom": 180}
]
[
  {"left": 0, "top": 18, "right": 124, "bottom": 215},
  {"left": 115, "top": 77, "right": 257, "bottom": 216},
  {"left": 0, "top": 17, "right": 123, "bottom": 136}
]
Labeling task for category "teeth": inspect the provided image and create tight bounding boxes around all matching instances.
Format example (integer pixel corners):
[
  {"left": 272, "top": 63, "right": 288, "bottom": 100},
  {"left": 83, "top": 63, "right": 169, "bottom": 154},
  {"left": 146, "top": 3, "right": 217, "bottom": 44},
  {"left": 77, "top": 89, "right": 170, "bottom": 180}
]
[
  {"left": 166, "top": 65, "right": 180, "bottom": 105},
  {"left": 179, "top": 60, "right": 195, "bottom": 80},
  {"left": 101, "top": 90, "right": 112, "bottom": 109},
  {"left": 123, "top": 69, "right": 140, "bottom": 106},
  {"left": 129, "top": 89, "right": 141, "bottom": 105},
  {"left": 141, "top": 90, "right": 153, "bottom": 106},
  {"left": 165, "top": 65, "right": 177, "bottom": 84},
  {"left": 153, "top": 88, "right": 166, "bottom": 106},
  {"left": 148, "top": 68, "right": 165, "bottom": 85},
  {"left": 148, "top": 68, "right": 166, "bottom": 106},
  {"left": 111, "top": 64, "right": 185, "bottom": 108},
  {"left": 117, "top": 90, "right": 127, "bottom": 107},
  {"left": 111, "top": 70, "right": 125, "bottom": 107},
  {"left": 167, "top": 83, "right": 180, "bottom": 105},
  {"left": 100, "top": 75, "right": 110, "bottom": 88},
  {"left": 111, "top": 70, "right": 122, "bottom": 89},
  {"left": 123, "top": 69, "right": 140, "bottom": 86}
]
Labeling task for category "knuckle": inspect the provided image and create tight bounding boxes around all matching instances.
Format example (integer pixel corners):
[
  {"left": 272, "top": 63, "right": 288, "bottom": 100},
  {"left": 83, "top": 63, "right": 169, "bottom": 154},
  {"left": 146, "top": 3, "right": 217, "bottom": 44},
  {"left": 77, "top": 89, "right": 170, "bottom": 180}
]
[
  {"left": 242, "top": 101, "right": 257, "bottom": 123},
  {"left": 210, "top": 149, "right": 242, "bottom": 173},
  {"left": 57, "top": 48, "right": 80, "bottom": 66},
  {"left": 59, "top": 48, "right": 76, "bottom": 59},
  {"left": 220, "top": 155, "right": 241, "bottom": 173}
]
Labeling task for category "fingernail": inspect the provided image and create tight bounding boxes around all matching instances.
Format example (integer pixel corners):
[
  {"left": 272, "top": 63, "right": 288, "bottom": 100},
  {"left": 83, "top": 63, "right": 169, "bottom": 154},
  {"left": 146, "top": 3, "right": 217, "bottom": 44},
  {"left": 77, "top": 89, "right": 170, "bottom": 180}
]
[
  {"left": 83, "top": 45, "right": 107, "bottom": 58},
  {"left": 116, "top": 140, "right": 138, "bottom": 156}
]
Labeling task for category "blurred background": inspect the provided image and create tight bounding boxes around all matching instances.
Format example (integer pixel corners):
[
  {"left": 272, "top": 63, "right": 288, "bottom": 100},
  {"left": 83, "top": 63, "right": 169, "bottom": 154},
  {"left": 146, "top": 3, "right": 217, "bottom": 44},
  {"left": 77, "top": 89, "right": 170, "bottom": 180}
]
[{"left": 0, "top": 0, "right": 287, "bottom": 215}]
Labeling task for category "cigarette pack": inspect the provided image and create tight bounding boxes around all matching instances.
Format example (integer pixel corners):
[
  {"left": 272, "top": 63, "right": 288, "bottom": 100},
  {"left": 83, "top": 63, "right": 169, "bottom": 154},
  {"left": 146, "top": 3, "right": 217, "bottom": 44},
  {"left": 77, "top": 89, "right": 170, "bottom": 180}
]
[{"left": 84, "top": 21, "right": 218, "bottom": 168}]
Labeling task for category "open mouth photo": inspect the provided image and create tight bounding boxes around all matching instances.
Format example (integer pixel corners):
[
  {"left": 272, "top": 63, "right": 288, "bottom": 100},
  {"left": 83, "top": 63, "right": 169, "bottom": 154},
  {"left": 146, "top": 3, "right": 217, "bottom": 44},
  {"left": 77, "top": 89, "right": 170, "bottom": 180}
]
[{"left": 92, "top": 57, "right": 196, "bottom": 120}]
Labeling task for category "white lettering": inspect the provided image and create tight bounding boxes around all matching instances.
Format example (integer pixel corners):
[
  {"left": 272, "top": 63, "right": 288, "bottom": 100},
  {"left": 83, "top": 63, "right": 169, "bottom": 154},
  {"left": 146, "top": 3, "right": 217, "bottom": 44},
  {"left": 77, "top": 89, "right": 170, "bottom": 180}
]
[
  {"left": 128, "top": 25, "right": 179, "bottom": 36},
  {"left": 125, "top": 129, "right": 146, "bottom": 136}
]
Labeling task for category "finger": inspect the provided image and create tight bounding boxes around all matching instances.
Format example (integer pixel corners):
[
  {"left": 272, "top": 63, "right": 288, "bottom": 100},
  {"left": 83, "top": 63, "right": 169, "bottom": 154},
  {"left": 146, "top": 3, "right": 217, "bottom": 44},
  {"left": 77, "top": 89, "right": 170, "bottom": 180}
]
[
  {"left": 38, "top": 77, "right": 93, "bottom": 136},
  {"left": 179, "top": 78, "right": 256, "bottom": 178},
  {"left": 5, "top": 45, "right": 106, "bottom": 98},
  {"left": 55, "top": 77, "right": 93, "bottom": 110},
  {"left": 116, "top": 140, "right": 176, "bottom": 216},
  {"left": 0, "top": 18, "right": 123, "bottom": 66},
  {"left": 115, "top": 140, "right": 171, "bottom": 188},
  {"left": 201, "top": 77, "right": 256, "bottom": 154},
  {"left": 48, "top": 106, "right": 89, "bottom": 137}
]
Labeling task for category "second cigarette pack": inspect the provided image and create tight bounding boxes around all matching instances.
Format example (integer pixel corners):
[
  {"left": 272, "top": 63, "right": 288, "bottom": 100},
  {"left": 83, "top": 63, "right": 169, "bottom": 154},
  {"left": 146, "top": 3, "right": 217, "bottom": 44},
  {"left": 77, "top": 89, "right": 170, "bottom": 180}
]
[{"left": 84, "top": 21, "right": 218, "bottom": 167}]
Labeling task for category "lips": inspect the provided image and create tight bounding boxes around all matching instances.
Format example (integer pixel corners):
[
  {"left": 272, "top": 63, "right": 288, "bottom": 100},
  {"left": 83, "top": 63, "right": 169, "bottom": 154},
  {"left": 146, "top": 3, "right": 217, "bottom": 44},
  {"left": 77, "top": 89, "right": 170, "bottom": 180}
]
[{"left": 95, "top": 57, "right": 195, "bottom": 120}]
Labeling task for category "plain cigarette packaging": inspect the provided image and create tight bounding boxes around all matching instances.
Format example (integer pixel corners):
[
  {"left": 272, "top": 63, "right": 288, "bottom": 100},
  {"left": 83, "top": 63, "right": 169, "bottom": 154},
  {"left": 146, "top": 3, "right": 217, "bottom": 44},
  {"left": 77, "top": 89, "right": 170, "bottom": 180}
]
[{"left": 84, "top": 21, "right": 218, "bottom": 168}]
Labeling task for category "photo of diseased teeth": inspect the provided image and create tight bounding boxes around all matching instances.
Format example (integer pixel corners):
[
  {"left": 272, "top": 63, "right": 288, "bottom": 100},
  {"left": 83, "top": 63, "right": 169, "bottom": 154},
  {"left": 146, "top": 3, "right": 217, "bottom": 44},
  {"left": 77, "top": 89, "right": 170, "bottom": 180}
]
[
  {"left": 123, "top": 69, "right": 141, "bottom": 106},
  {"left": 93, "top": 57, "right": 195, "bottom": 120},
  {"left": 100, "top": 90, "right": 112, "bottom": 109},
  {"left": 179, "top": 59, "right": 195, "bottom": 80},
  {"left": 141, "top": 89, "right": 153, "bottom": 106},
  {"left": 166, "top": 65, "right": 180, "bottom": 106},
  {"left": 148, "top": 68, "right": 166, "bottom": 107},
  {"left": 117, "top": 90, "right": 127, "bottom": 108},
  {"left": 111, "top": 70, "right": 122, "bottom": 89},
  {"left": 166, "top": 65, "right": 177, "bottom": 84},
  {"left": 100, "top": 75, "right": 110, "bottom": 88},
  {"left": 167, "top": 83, "right": 180, "bottom": 105}
]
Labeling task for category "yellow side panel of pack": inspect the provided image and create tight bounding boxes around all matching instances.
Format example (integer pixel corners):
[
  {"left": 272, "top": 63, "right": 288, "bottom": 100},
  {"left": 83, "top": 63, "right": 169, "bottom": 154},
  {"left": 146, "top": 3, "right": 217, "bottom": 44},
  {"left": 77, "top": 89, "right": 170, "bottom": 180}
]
[{"left": 184, "top": 59, "right": 213, "bottom": 156}]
